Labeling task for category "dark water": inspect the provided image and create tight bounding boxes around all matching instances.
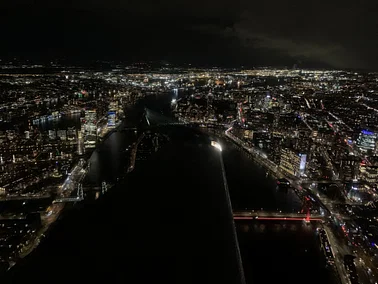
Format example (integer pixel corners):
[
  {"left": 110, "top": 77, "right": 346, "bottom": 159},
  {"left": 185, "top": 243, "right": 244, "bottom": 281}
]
[
  {"left": 33, "top": 113, "right": 82, "bottom": 131},
  {"left": 221, "top": 140, "right": 302, "bottom": 212},
  {"left": 85, "top": 128, "right": 136, "bottom": 184},
  {"left": 236, "top": 220, "right": 333, "bottom": 284},
  {"left": 5, "top": 92, "right": 332, "bottom": 284},
  {"left": 7, "top": 126, "right": 244, "bottom": 284}
]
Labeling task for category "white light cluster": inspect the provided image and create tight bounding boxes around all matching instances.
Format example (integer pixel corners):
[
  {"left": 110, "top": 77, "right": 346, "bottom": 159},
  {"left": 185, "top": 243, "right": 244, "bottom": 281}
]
[{"left": 211, "top": 141, "right": 222, "bottom": 151}]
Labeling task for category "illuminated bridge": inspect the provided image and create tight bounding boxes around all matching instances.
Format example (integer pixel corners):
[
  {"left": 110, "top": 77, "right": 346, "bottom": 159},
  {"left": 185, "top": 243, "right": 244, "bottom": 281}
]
[
  {"left": 301, "top": 179, "right": 343, "bottom": 185},
  {"left": 0, "top": 194, "right": 51, "bottom": 201},
  {"left": 53, "top": 182, "right": 111, "bottom": 203},
  {"left": 0, "top": 182, "right": 110, "bottom": 204},
  {"left": 233, "top": 211, "right": 325, "bottom": 222},
  {"left": 53, "top": 184, "right": 84, "bottom": 204},
  {"left": 0, "top": 215, "right": 26, "bottom": 220}
]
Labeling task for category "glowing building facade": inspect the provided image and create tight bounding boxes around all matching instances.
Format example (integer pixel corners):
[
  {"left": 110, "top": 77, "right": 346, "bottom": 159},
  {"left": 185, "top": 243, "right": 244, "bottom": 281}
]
[
  {"left": 83, "top": 109, "right": 97, "bottom": 148},
  {"left": 279, "top": 148, "right": 307, "bottom": 177},
  {"left": 357, "top": 130, "right": 377, "bottom": 153}
]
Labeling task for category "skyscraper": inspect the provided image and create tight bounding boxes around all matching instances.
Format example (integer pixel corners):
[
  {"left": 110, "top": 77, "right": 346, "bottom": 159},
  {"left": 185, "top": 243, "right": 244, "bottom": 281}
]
[
  {"left": 279, "top": 148, "right": 307, "bottom": 177},
  {"left": 83, "top": 109, "right": 97, "bottom": 148},
  {"left": 107, "top": 101, "right": 118, "bottom": 128},
  {"left": 357, "top": 130, "right": 377, "bottom": 153}
]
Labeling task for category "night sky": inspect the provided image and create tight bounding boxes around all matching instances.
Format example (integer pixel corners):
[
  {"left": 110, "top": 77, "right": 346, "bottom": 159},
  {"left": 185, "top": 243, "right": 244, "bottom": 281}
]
[{"left": 1, "top": 0, "right": 377, "bottom": 69}]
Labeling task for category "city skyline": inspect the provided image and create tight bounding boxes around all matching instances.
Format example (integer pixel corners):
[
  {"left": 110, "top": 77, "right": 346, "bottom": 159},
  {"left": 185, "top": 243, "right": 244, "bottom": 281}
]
[
  {"left": 2, "top": 1, "right": 378, "bottom": 283},
  {"left": 1, "top": 65, "right": 378, "bottom": 283}
]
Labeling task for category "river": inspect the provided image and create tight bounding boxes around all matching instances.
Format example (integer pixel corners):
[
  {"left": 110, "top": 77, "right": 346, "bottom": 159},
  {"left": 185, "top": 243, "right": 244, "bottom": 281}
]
[{"left": 5, "top": 91, "right": 333, "bottom": 284}]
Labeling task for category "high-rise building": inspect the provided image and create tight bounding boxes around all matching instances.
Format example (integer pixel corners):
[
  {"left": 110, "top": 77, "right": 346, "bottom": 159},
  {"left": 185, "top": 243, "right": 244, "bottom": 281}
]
[
  {"left": 107, "top": 111, "right": 116, "bottom": 127},
  {"left": 173, "top": 88, "right": 178, "bottom": 98},
  {"left": 361, "top": 166, "right": 378, "bottom": 184},
  {"left": 107, "top": 101, "right": 119, "bottom": 127},
  {"left": 49, "top": 130, "right": 56, "bottom": 140},
  {"left": 279, "top": 148, "right": 307, "bottom": 177},
  {"left": 243, "top": 130, "right": 253, "bottom": 139},
  {"left": 83, "top": 109, "right": 97, "bottom": 148},
  {"left": 268, "top": 136, "right": 282, "bottom": 165},
  {"left": 84, "top": 109, "right": 97, "bottom": 133},
  {"left": 263, "top": 92, "right": 271, "bottom": 109},
  {"left": 340, "top": 156, "right": 361, "bottom": 181},
  {"left": 67, "top": 127, "right": 77, "bottom": 141},
  {"left": 357, "top": 130, "right": 377, "bottom": 153},
  {"left": 57, "top": 130, "right": 67, "bottom": 140}
]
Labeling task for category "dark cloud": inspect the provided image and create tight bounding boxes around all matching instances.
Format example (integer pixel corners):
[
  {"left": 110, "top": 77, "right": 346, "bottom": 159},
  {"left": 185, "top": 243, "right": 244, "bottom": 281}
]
[
  {"left": 189, "top": 0, "right": 378, "bottom": 69},
  {"left": 1, "top": 0, "right": 377, "bottom": 69},
  {"left": 233, "top": 29, "right": 364, "bottom": 69},
  {"left": 237, "top": 0, "right": 378, "bottom": 69}
]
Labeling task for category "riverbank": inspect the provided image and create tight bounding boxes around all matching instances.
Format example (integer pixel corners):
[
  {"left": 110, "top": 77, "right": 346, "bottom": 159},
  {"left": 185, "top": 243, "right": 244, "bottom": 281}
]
[
  {"left": 221, "top": 127, "right": 332, "bottom": 212},
  {"left": 7, "top": 118, "right": 126, "bottom": 271},
  {"left": 11, "top": 163, "right": 88, "bottom": 270}
]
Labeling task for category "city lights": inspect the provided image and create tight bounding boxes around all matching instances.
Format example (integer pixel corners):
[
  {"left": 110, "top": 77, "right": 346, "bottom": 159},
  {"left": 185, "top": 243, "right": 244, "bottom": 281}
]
[
  {"left": 211, "top": 141, "right": 222, "bottom": 151},
  {"left": 0, "top": 64, "right": 378, "bottom": 284}
]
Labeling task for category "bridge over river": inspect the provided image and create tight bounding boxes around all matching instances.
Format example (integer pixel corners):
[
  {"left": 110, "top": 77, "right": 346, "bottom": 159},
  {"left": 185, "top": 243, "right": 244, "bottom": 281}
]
[{"left": 233, "top": 211, "right": 324, "bottom": 222}]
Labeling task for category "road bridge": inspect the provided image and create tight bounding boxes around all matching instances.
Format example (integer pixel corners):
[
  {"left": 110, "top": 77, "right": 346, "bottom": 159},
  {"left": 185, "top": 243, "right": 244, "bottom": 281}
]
[
  {"left": 0, "top": 194, "right": 52, "bottom": 202},
  {"left": 0, "top": 215, "right": 26, "bottom": 220},
  {"left": 53, "top": 181, "right": 111, "bottom": 203},
  {"left": 53, "top": 197, "right": 83, "bottom": 203},
  {"left": 233, "top": 211, "right": 324, "bottom": 222},
  {"left": 53, "top": 184, "right": 84, "bottom": 204},
  {"left": 301, "top": 179, "right": 343, "bottom": 184}
]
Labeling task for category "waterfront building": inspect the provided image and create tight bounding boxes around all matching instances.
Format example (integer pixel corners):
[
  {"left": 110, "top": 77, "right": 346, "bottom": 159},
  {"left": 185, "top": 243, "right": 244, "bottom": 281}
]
[
  {"left": 84, "top": 109, "right": 97, "bottom": 148},
  {"left": 279, "top": 148, "right": 307, "bottom": 177},
  {"left": 357, "top": 130, "right": 377, "bottom": 153}
]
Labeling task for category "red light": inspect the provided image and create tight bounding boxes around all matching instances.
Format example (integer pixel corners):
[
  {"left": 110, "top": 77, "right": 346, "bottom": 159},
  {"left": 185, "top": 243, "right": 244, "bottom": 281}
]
[
  {"left": 234, "top": 217, "right": 253, "bottom": 219},
  {"left": 233, "top": 217, "right": 323, "bottom": 221},
  {"left": 306, "top": 214, "right": 310, "bottom": 222}
]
